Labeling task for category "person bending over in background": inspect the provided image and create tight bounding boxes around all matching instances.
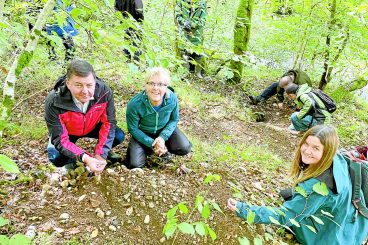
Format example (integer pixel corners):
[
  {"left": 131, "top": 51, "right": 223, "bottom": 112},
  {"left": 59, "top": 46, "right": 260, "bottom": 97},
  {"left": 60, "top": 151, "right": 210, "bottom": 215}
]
[
  {"left": 126, "top": 67, "right": 192, "bottom": 173},
  {"left": 45, "top": 60, "right": 124, "bottom": 174},
  {"left": 285, "top": 83, "right": 331, "bottom": 135},
  {"left": 249, "top": 69, "right": 312, "bottom": 108},
  {"left": 227, "top": 125, "right": 368, "bottom": 245},
  {"left": 114, "top": 0, "right": 144, "bottom": 62},
  {"left": 175, "top": 0, "right": 207, "bottom": 78}
]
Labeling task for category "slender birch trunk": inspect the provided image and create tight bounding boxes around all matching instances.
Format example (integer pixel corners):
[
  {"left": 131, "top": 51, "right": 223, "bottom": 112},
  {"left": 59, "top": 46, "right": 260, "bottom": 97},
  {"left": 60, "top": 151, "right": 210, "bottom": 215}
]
[{"left": 0, "top": 0, "right": 56, "bottom": 137}]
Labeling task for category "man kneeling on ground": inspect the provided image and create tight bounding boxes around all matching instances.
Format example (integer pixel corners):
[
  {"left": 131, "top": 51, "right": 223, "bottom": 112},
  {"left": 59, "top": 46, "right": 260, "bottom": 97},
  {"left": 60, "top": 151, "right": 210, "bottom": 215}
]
[
  {"left": 45, "top": 60, "right": 124, "bottom": 174},
  {"left": 126, "top": 67, "right": 192, "bottom": 173}
]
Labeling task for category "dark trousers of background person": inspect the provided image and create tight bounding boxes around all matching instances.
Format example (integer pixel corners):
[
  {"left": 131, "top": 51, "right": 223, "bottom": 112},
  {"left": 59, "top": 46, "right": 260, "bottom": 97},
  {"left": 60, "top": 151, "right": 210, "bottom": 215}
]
[
  {"left": 126, "top": 127, "right": 192, "bottom": 169},
  {"left": 47, "top": 126, "right": 125, "bottom": 167},
  {"left": 181, "top": 50, "right": 203, "bottom": 73},
  {"left": 123, "top": 27, "right": 142, "bottom": 62},
  {"left": 257, "top": 82, "right": 285, "bottom": 102},
  {"left": 47, "top": 35, "right": 76, "bottom": 62}
]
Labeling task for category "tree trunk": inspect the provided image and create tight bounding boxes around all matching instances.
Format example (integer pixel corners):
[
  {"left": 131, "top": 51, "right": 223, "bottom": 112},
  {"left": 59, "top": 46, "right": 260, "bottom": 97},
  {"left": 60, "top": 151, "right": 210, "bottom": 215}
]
[
  {"left": 0, "top": 0, "right": 56, "bottom": 137},
  {"left": 228, "top": 0, "right": 254, "bottom": 84},
  {"left": 319, "top": 0, "right": 336, "bottom": 90}
]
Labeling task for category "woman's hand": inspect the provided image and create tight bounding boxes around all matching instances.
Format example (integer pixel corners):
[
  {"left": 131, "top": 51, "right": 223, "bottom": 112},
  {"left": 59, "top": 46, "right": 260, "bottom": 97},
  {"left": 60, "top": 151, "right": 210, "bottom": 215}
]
[
  {"left": 152, "top": 137, "right": 168, "bottom": 156},
  {"left": 227, "top": 198, "right": 238, "bottom": 212}
]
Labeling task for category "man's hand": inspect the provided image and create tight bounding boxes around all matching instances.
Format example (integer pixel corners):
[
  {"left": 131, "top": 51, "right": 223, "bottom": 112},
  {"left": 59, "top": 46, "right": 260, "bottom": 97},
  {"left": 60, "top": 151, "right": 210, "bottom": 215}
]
[
  {"left": 152, "top": 137, "right": 167, "bottom": 156},
  {"left": 84, "top": 155, "right": 107, "bottom": 174},
  {"left": 227, "top": 198, "right": 238, "bottom": 212}
]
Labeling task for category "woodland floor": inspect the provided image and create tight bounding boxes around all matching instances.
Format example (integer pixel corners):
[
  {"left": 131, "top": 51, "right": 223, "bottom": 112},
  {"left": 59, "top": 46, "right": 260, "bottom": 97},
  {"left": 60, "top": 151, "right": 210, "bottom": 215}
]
[{"left": 0, "top": 75, "right": 303, "bottom": 245}]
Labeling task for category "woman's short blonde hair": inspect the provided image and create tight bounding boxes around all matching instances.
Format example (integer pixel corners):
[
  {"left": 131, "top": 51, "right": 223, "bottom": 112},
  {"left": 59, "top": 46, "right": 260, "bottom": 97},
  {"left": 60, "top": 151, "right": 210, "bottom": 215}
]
[
  {"left": 144, "top": 67, "right": 171, "bottom": 85},
  {"left": 290, "top": 125, "right": 339, "bottom": 186}
]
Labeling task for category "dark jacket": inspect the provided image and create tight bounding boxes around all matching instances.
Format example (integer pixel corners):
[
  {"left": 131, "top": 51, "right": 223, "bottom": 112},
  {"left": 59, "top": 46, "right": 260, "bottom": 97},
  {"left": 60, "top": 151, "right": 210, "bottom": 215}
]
[
  {"left": 126, "top": 89, "right": 179, "bottom": 148},
  {"left": 236, "top": 154, "right": 368, "bottom": 245},
  {"left": 45, "top": 76, "right": 117, "bottom": 160},
  {"left": 175, "top": 0, "right": 207, "bottom": 46},
  {"left": 115, "top": 0, "right": 144, "bottom": 22}
]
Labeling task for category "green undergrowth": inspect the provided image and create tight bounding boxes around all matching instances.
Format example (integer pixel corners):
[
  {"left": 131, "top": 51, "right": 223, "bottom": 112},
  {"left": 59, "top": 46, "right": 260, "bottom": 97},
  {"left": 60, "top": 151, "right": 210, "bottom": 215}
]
[
  {"left": 4, "top": 116, "right": 47, "bottom": 144},
  {"left": 189, "top": 135, "right": 285, "bottom": 171}
]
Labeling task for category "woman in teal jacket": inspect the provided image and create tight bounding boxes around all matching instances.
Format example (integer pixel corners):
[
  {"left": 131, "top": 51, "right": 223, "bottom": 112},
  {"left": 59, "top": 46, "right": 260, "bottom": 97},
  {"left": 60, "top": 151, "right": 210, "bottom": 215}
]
[
  {"left": 126, "top": 67, "right": 192, "bottom": 169},
  {"left": 227, "top": 125, "right": 368, "bottom": 245}
]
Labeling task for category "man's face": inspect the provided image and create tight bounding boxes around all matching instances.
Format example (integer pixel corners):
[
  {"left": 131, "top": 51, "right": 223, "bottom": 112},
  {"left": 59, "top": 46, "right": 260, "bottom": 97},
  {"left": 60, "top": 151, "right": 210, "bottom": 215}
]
[
  {"left": 145, "top": 74, "right": 168, "bottom": 106},
  {"left": 66, "top": 73, "right": 95, "bottom": 104}
]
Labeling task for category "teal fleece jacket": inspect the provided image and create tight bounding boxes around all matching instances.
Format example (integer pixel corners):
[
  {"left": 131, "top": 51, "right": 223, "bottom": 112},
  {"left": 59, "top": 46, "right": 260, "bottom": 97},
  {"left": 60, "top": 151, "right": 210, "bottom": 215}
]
[
  {"left": 126, "top": 89, "right": 179, "bottom": 148},
  {"left": 235, "top": 154, "right": 368, "bottom": 245}
]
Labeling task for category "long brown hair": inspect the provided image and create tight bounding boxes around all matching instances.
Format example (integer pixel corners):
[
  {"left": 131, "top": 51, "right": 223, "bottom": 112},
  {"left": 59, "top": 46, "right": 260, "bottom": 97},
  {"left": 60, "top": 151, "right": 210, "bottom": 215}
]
[{"left": 290, "top": 125, "right": 339, "bottom": 186}]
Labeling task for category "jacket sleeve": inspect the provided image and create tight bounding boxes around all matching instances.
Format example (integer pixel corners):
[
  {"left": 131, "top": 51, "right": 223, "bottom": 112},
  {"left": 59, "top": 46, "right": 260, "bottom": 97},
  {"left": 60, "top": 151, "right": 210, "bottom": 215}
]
[
  {"left": 159, "top": 95, "right": 179, "bottom": 141},
  {"left": 45, "top": 94, "right": 85, "bottom": 161},
  {"left": 191, "top": 1, "right": 207, "bottom": 29},
  {"left": 236, "top": 179, "right": 330, "bottom": 226},
  {"left": 297, "top": 94, "right": 314, "bottom": 119},
  {"left": 94, "top": 88, "right": 117, "bottom": 158},
  {"left": 126, "top": 101, "right": 155, "bottom": 148}
]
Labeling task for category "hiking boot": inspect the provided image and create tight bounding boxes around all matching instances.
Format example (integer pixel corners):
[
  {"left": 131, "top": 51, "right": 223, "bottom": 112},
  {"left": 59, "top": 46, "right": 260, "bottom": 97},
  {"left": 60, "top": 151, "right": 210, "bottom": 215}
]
[
  {"left": 249, "top": 95, "right": 260, "bottom": 105},
  {"left": 107, "top": 151, "right": 122, "bottom": 164}
]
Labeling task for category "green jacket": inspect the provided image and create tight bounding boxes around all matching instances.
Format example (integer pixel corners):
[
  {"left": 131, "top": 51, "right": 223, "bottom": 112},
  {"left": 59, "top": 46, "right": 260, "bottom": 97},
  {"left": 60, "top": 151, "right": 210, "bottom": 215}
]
[
  {"left": 284, "top": 69, "right": 312, "bottom": 86},
  {"left": 175, "top": 0, "right": 207, "bottom": 46},
  {"left": 296, "top": 84, "right": 331, "bottom": 124},
  {"left": 126, "top": 89, "right": 179, "bottom": 148},
  {"left": 236, "top": 153, "right": 368, "bottom": 245}
]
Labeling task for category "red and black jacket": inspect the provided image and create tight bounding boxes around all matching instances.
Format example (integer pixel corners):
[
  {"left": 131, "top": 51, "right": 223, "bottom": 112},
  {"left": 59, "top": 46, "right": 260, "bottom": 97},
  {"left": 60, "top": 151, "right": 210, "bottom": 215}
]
[{"left": 45, "top": 76, "right": 117, "bottom": 161}]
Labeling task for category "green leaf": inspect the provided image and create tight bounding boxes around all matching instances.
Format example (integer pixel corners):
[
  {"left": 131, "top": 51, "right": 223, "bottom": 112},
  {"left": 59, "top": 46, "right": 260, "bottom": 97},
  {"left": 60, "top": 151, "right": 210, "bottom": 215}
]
[
  {"left": 246, "top": 210, "right": 255, "bottom": 225},
  {"left": 269, "top": 216, "right": 281, "bottom": 225},
  {"left": 0, "top": 217, "right": 9, "bottom": 227},
  {"left": 238, "top": 237, "right": 250, "bottom": 245},
  {"left": 166, "top": 206, "right": 178, "bottom": 219},
  {"left": 289, "top": 218, "right": 300, "bottom": 227},
  {"left": 201, "top": 203, "right": 211, "bottom": 219},
  {"left": 305, "top": 225, "right": 317, "bottom": 234},
  {"left": 0, "top": 235, "right": 9, "bottom": 245},
  {"left": 313, "top": 182, "right": 329, "bottom": 196},
  {"left": 128, "top": 63, "right": 139, "bottom": 74},
  {"left": 163, "top": 223, "right": 177, "bottom": 238},
  {"left": 206, "top": 225, "right": 217, "bottom": 241},
  {"left": 311, "top": 215, "right": 324, "bottom": 225},
  {"left": 321, "top": 210, "right": 334, "bottom": 218},
  {"left": 204, "top": 174, "right": 213, "bottom": 184},
  {"left": 254, "top": 237, "right": 263, "bottom": 245},
  {"left": 178, "top": 222, "right": 195, "bottom": 235},
  {"left": 295, "top": 186, "right": 307, "bottom": 197},
  {"left": 0, "top": 155, "right": 19, "bottom": 173},
  {"left": 195, "top": 194, "right": 203, "bottom": 212},
  {"left": 15, "top": 51, "right": 33, "bottom": 77},
  {"left": 195, "top": 223, "right": 206, "bottom": 236},
  {"left": 265, "top": 233, "right": 273, "bottom": 241},
  {"left": 178, "top": 202, "right": 188, "bottom": 214},
  {"left": 9, "top": 234, "right": 31, "bottom": 245},
  {"left": 210, "top": 200, "right": 223, "bottom": 214}
]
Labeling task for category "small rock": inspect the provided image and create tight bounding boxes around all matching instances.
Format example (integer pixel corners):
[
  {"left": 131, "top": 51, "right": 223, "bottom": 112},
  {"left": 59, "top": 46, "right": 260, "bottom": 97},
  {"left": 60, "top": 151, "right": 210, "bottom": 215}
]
[
  {"left": 140, "top": 202, "right": 146, "bottom": 207},
  {"left": 148, "top": 202, "right": 155, "bottom": 208},
  {"left": 91, "top": 228, "right": 98, "bottom": 238},
  {"left": 145, "top": 195, "right": 153, "bottom": 200},
  {"left": 253, "top": 181, "right": 264, "bottom": 191},
  {"left": 160, "top": 237, "right": 166, "bottom": 243},
  {"left": 59, "top": 213, "right": 70, "bottom": 220},
  {"left": 95, "top": 208, "right": 105, "bottom": 219},
  {"left": 90, "top": 198, "right": 101, "bottom": 208},
  {"left": 130, "top": 168, "right": 144, "bottom": 176},
  {"left": 126, "top": 206, "right": 133, "bottom": 216},
  {"left": 144, "top": 215, "right": 150, "bottom": 224},
  {"left": 106, "top": 210, "right": 111, "bottom": 216},
  {"left": 108, "top": 225, "right": 117, "bottom": 232},
  {"left": 78, "top": 194, "right": 87, "bottom": 203},
  {"left": 60, "top": 180, "right": 69, "bottom": 188},
  {"left": 111, "top": 218, "right": 120, "bottom": 226},
  {"left": 25, "top": 225, "right": 37, "bottom": 239}
]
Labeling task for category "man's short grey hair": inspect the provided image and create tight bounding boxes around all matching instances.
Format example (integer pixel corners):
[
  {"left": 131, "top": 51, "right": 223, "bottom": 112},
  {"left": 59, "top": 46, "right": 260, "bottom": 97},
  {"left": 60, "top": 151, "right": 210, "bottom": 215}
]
[
  {"left": 66, "top": 60, "right": 96, "bottom": 80},
  {"left": 144, "top": 67, "right": 171, "bottom": 85},
  {"left": 285, "top": 83, "right": 299, "bottom": 95}
]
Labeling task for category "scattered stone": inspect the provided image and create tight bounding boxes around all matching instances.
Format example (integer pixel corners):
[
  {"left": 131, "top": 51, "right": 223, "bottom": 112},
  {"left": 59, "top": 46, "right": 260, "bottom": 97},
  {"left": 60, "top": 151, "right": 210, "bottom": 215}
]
[
  {"left": 253, "top": 181, "right": 264, "bottom": 191},
  {"left": 126, "top": 206, "right": 133, "bottom": 216},
  {"left": 145, "top": 195, "right": 153, "bottom": 200},
  {"left": 60, "top": 180, "right": 69, "bottom": 188},
  {"left": 106, "top": 210, "right": 111, "bottom": 216},
  {"left": 95, "top": 208, "right": 105, "bottom": 219},
  {"left": 144, "top": 215, "right": 150, "bottom": 224},
  {"left": 130, "top": 168, "right": 144, "bottom": 176},
  {"left": 148, "top": 202, "right": 155, "bottom": 208},
  {"left": 133, "top": 226, "right": 141, "bottom": 232},
  {"left": 160, "top": 237, "right": 166, "bottom": 243},
  {"left": 91, "top": 228, "right": 99, "bottom": 238},
  {"left": 108, "top": 225, "right": 117, "bottom": 232},
  {"left": 54, "top": 227, "right": 64, "bottom": 233},
  {"left": 111, "top": 218, "right": 120, "bottom": 227},
  {"left": 59, "top": 213, "right": 70, "bottom": 220},
  {"left": 123, "top": 193, "right": 131, "bottom": 200},
  {"left": 140, "top": 202, "right": 146, "bottom": 207},
  {"left": 25, "top": 225, "right": 37, "bottom": 239},
  {"left": 78, "top": 194, "right": 87, "bottom": 202},
  {"left": 90, "top": 198, "right": 101, "bottom": 208}
]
